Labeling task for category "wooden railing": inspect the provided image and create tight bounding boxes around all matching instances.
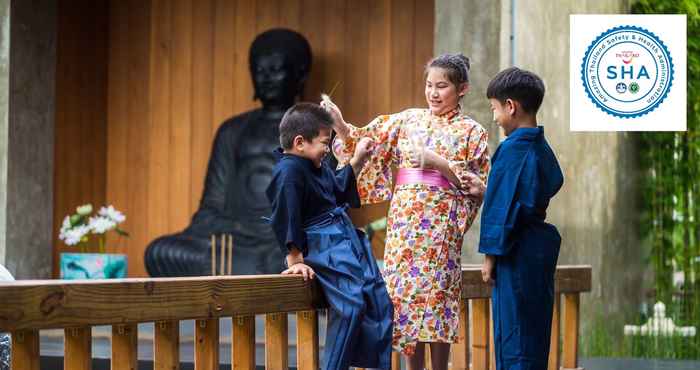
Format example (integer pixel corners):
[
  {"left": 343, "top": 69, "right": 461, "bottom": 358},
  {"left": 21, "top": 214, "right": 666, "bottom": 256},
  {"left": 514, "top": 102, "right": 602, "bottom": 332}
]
[{"left": 0, "top": 265, "right": 591, "bottom": 370}]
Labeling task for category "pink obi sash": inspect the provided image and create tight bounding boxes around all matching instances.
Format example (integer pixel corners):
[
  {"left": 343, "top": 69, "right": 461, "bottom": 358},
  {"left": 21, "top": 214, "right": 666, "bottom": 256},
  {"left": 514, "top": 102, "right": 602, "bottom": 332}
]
[{"left": 395, "top": 168, "right": 452, "bottom": 189}]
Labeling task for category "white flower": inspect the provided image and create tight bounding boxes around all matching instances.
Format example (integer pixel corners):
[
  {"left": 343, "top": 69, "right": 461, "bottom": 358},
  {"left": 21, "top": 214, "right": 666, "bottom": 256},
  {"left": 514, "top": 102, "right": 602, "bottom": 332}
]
[
  {"left": 62, "top": 225, "right": 90, "bottom": 246},
  {"left": 76, "top": 204, "right": 93, "bottom": 216},
  {"left": 60, "top": 216, "right": 72, "bottom": 234},
  {"left": 89, "top": 216, "right": 116, "bottom": 234},
  {"left": 98, "top": 205, "right": 125, "bottom": 224}
]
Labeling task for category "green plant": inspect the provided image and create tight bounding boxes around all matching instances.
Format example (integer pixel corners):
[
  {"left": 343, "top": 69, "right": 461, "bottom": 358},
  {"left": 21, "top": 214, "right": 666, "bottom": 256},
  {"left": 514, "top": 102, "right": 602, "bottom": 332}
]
[{"left": 633, "top": 0, "right": 700, "bottom": 347}]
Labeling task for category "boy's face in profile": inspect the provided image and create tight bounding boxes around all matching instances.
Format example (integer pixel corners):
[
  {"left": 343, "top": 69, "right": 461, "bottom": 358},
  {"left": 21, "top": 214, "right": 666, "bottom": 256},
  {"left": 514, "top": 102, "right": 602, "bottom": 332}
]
[
  {"left": 297, "top": 127, "right": 331, "bottom": 168},
  {"left": 489, "top": 98, "right": 517, "bottom": 136}
]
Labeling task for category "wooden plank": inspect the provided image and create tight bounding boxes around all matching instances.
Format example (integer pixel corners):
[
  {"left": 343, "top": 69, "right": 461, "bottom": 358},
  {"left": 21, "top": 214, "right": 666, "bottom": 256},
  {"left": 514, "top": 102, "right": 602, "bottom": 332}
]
[
  {"left": 344, "top": 0, "right": 368, "bottom": 124},
  {"left": 155, "top": 320, "right": 180, "bottom": 370},
  {"left": 10, "top": 330, "right": 39, "bottom": 370},
  {"left": 413, "top": 0, "right": 434, "bottom": 106},
  {"left": 54, "top": 0, "right": 81, "bottom": 274},
  {"left": 548, "top": 294, "right": 560, "bottom": 370},
  {"left": 195, "top": 318, "right": 219, "bottom": 369},
  {"left": 555, "top": 266, "right": 592, "bottom": 293},
  {"left": 125, "top": 0, "right": 153, "bottom": 276},
  {"left": 278, "top": 0, "right": 301, "bottom": 31},
  {"left": 54, "top": 0, "right": 110, "bottom": 268},
  {"left": 298, "top": 0, "right": 324, "bottom": 101},
  {"left": 0, "top": 267, "right": 588, "bottom": 331},
  {"left": 90, "top": 0, "right": 109, "bottom": 234},
  {"left": 265, "top": 312, "right": 288, "bottom": 370},
  {"left": 461, "top": 266, "right": 493, "bottom": 299},
  {"left": 211, "top": 0, "right": 235, "bottom": 131},
  {"left": 190, "top": 0, "right": 214, "bottom": 213},
  {"left": 296, "top": 311, "right": 318, "bottom": 370},
  {"left": 390, "top": 0, "right": 415, "bottom": 112},
  {"left": 147, "top": 0, "right": 172, "bottom": 242},
  {"left": 471, "top": 299, "right": 490, "bottom": 370},
  {"left": 106, "top": 0, "right": 130, "bottom": 257},
  {"left": 367, "top": 0, "right": 391, "bottom": 119},
  {"left": 112, "top": 324, "right": 138, "bottom": 370},
  {"left": 323, "top": 0, "right": 346, "bottom": 108},
  {"left": 232, "top": 315, "right": 256, "bottom": 370},
  {"left": 64, "top": 327, "right": 92, "bottom": 370},
  {"left": 232, "top": 0, "right": 257, "bottom": 115},
  {"left": 451, "top": 300, "right": 469, "bottom": 370},
  {"left": 0, "top": 275, "right": 322, "bottom": 331},
  {"left": 255, "top": 0, "right": 280, "bottom": 34},
  {"left": 461, "top": 266, "right": 593, "bottom": 299},
  {"left": 562, "top": 293, "right": 580, "bottom": 369},
  {"left": 345, "top": 0, "right": 393, "bottom": 231},
  {"left": 169, "top": 0, "right": 194, "bottom": 232}
]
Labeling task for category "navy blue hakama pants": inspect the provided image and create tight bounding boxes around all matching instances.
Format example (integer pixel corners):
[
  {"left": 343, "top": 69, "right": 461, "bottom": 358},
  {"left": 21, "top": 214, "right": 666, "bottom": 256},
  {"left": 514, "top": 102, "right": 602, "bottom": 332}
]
[{"left": 303, "top": 206, "right": 393, "bottom": 370}]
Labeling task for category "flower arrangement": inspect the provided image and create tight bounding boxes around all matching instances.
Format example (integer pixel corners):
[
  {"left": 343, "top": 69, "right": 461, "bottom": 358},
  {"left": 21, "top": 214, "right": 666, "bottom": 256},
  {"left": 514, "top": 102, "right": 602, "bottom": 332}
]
[{"left": 58, "top": 204, "right": 129, "bottom": 253}]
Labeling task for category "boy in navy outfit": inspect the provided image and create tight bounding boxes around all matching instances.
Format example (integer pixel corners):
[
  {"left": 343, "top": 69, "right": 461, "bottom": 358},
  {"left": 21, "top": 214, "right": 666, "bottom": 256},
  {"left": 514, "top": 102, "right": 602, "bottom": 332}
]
[
  {"left": 479, "top": 68, "right": 564, "bottom": 370},
  {"left": 266, "top": 102, "right": 393, "bottom": 370}
]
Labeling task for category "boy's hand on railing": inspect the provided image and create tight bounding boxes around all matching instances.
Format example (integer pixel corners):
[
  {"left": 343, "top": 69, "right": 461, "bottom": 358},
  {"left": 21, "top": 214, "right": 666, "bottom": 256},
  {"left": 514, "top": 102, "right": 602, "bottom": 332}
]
[
  {"left": 481, "top": 255, "right": 495, "bottom": 285},
  {"left": 282, "top": 263, "right": 316, "bottom": 281},
  {"left": 283, "top": 246, "right": 315, "bottom": 280},
  {"left": 282, "top": 262, "right": 316, "bottom": 281}
]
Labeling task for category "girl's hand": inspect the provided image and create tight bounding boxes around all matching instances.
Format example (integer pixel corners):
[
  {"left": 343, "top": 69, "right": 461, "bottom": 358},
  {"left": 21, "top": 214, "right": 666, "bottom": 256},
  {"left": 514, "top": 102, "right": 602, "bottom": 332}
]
[
  {"left": 320, "top": 99, "right": 349, "bottom": 139},
  {"left": 282, "top": 263, "right": 316, "bottom": 281},
  {"left": 411, "top": 148, "right": 443, "bottom": 169},
  {"left": 408, "top": 146, "right": 425, "bottom": 168}
]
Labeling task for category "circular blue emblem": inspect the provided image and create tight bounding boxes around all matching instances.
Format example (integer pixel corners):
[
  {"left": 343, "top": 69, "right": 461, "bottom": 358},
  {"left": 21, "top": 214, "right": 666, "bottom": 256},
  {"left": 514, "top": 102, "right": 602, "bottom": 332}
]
[{"left": 581, "top": 25, "right": 674, "bottom": 118}]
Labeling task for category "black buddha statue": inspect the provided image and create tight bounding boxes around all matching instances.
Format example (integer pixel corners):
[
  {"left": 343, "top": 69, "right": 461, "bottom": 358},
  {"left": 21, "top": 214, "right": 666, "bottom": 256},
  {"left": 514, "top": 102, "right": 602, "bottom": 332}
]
[{"left": 145, "top": 29, "right": 312, "bottom": 276}]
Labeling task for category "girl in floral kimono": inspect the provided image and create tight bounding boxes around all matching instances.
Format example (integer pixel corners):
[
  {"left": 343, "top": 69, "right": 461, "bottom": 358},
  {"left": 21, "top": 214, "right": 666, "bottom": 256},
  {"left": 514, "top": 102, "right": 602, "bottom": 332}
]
[{"left": 322, "top": 53, "right": 490, "bottom": 370}]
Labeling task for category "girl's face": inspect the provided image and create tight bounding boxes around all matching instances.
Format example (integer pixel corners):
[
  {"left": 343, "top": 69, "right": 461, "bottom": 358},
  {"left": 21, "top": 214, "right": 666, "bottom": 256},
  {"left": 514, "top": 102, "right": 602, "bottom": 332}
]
[{"left": 425, "top": 67, "right": 467, "bottom": 116}]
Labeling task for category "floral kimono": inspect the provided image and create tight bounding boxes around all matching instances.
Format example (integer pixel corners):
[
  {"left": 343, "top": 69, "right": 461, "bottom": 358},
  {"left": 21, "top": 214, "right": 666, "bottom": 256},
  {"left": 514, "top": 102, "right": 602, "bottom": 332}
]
[{"left": 333, "top": 107, "right": 490, "bottom": 355}]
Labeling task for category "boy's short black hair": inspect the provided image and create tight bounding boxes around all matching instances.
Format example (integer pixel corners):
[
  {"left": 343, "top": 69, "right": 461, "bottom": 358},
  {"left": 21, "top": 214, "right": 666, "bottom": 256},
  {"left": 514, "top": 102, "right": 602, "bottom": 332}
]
[
  {"left": 486, "top": 67, "right": 545, "bottom": 115},
  {"left": 279, "top": 102, "right": 333, "bottom": 149}
]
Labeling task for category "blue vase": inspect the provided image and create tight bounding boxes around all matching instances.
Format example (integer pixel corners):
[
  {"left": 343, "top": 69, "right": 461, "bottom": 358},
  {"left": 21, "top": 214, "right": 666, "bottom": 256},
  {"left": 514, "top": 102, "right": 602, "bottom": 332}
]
[{"left": 59, "top": 253, "right": 128, "bottom": 279}]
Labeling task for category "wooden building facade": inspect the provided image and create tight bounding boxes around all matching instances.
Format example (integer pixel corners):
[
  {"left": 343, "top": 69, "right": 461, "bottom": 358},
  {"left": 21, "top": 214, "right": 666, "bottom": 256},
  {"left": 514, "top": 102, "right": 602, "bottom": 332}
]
[{"left": 54, "top": 0, "right": 435, "bottom": 277}]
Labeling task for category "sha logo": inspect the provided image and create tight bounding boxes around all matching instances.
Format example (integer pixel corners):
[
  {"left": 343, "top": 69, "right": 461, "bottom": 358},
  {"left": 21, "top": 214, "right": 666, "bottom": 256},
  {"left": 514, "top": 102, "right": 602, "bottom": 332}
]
[{"left": 581, "top": 25, "right": 674, "bottom": 118}]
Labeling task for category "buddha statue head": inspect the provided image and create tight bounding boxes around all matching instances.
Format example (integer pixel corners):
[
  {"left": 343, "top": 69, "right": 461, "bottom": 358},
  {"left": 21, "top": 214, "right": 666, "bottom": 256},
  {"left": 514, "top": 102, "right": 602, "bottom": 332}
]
[{"left": 249, "top": 29, "right": 312, "bottom": 109}]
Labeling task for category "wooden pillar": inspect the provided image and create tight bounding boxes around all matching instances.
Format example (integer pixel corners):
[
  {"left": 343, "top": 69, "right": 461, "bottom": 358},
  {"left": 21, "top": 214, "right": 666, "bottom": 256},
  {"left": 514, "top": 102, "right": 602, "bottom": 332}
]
[
  {"left": 392, "top": 351, "right": 401, "bottom": 370},
  {"left": 451, "top": 300, "right": 470, "bottom": 370},
  {"left": 233, "top": 315, "right": 256, "bottom": 370},
  {"left": 265, "top": 313, "right": 288, "bottom": 370},
  {"left": 10, "top": 330, "right": 39, "bottom": 370},
  {"left": 471, "top": 299, "right": 490, "bottom": 370},
  {"left": 195, "top": 318, "right": 219, "bottom": 370},
  {"left": 562, "top": 293, "right": 581, "bottom": 370},
  {"left": 296, "top": 311, "right": 319, "bottom": 370},
  {"left": 65, "top": 327, "right": 92, "bottom": 370},
  {"left": 155, "top": 320, "right": 180, "bottom": 370},
  {"left": 112, "top": 324, "right": 138, "bottom": 370}
]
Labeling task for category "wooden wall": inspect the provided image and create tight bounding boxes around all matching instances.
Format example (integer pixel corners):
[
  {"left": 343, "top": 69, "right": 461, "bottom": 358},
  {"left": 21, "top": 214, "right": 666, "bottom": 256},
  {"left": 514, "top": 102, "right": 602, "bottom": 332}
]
[
  {"left": 54, "top": 0, "right": 434, "bottom": 277},
  {"left": 53, "top": 0, "right": 109, "bottom": 276}
]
